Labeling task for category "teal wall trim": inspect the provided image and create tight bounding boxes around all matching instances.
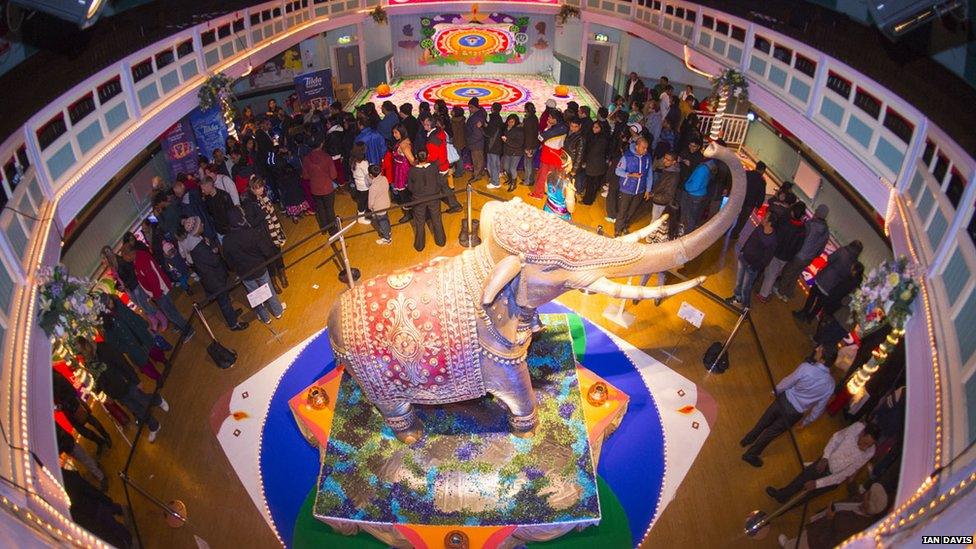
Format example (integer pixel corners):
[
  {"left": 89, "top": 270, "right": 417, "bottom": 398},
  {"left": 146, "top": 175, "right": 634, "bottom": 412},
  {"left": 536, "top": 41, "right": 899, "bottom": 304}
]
[
  {"left": 554, "top": 53, "right": 580, "bottom": 86},
  {"left": 367, "top": 55, "right": 391, "bottom": 87}
]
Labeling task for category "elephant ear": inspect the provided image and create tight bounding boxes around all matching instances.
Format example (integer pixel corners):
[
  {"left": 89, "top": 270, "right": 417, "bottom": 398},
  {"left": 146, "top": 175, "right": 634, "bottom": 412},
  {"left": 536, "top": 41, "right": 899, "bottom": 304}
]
[{"left": 482, "top": 255, "right": 523, "bottom": 306}]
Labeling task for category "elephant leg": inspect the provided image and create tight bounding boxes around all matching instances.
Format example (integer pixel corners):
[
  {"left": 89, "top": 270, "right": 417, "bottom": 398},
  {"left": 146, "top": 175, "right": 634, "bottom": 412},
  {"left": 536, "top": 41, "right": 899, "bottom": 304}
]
[
  {"left": 485, "top": 359, "right": 538, "bottom": 437},
  {"left": 374, "top": 401, "right": 424, "bottom": 445}
]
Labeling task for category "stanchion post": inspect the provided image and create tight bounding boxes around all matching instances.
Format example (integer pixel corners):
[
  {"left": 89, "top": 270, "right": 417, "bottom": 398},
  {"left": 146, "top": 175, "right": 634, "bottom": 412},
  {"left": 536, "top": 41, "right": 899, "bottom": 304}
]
[
  {"left": 192, "top": 303, "right": 219, "bottom": 345},
  {"left": 709, "top": 306, "right": 749, "bottom": 372},
  {"left": 337, "top": 217, "right": 356, "bottom": 289},
  {"left": 119, "top": 472, "right": 187, "bottom": 525},
  {"left": 466, "top": 183, "right": 474, "bottom": 248}
]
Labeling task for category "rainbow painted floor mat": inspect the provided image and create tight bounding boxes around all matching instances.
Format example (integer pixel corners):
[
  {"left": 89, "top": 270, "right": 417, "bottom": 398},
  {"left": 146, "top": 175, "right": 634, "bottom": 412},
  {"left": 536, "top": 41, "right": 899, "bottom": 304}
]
[
  {"left": 356, "top": 75, "right": 599, "bottom": 115},
  {"left": 212, "top": 302, "right": 715, "bottom": 547}
]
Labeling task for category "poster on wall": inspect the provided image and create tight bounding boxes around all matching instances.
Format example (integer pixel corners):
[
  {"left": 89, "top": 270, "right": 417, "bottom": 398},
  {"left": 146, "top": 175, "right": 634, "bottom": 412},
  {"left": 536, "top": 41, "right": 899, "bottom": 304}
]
[
  {"left": 159, "top": 120, "right": 199, "bottom": 178},
  {"left": 188, "top": 106, "right": 229, "bottom": 161},
  {"left": 294, "top": 68, "right": 334, "bottom": 110},
  {"left": 247, "top": 46, "right": 303, "bottom": 90}
]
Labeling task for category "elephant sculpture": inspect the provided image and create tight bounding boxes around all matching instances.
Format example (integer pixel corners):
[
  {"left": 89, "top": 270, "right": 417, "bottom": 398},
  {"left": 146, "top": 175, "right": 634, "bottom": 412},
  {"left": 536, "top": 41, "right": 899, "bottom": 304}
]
[{"left": 328, "top": 144, "right": 746, "bottom": 443}]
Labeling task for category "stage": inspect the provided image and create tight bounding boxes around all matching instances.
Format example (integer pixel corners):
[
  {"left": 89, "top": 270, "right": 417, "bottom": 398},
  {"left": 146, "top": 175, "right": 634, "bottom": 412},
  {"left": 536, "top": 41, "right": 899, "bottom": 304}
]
[
  {"left": 354, "top": 75, "right": 600, "bottom": 116},
  {"left": 211, "top": 302, "right": 715, "bottom": 547}
]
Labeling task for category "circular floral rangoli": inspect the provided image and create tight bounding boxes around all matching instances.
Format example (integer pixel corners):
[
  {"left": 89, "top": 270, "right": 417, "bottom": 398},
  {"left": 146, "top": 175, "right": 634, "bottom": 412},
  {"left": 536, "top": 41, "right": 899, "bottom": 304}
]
[
  {"left": 417, "top": 78, "right": 529, "bottom": 109},
  {"left": 433, "top": 26, "right": 513, "bottom": 58}
]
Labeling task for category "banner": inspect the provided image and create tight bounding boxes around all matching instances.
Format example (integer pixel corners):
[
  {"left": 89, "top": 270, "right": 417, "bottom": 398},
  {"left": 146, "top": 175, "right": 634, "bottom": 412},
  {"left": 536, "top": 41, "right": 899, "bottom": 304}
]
[
  {"left": 159, "top": 119, "right": 199, "bottom": 178},
  {"left": 188, "top": 106, "right": 229, "bottom": 162},
  {"left": 294, "top": 68, "right": 333, "bottom": 109}
]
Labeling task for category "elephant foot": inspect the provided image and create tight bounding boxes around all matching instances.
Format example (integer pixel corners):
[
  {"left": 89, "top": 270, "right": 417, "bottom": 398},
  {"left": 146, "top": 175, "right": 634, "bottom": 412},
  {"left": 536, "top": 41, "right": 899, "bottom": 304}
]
[
  {"left": 508, "top": 409, "right": 538, "bottom": 437},
  {"left": 385, "top": 408, "right": 424, "bottom": 445}
]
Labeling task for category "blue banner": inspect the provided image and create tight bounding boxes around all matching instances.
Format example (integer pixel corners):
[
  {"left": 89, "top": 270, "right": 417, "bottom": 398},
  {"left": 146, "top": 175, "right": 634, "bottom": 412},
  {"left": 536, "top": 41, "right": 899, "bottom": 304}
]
[
  {"left": 188, "top": 105, "right": 229, "bottom": 162},
  {"left": 294, "top": 68, "right": 333, "bottom": 108},
  {"left": 159, "top": 119, "right": 199, "bottom": 179}
]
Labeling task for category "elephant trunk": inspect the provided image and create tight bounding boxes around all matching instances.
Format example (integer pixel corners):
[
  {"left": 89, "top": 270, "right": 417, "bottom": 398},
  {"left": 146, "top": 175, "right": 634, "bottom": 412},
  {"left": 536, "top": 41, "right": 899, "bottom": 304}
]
[{"left": 609, "top": 144, "right": 747, "bottom": 278}]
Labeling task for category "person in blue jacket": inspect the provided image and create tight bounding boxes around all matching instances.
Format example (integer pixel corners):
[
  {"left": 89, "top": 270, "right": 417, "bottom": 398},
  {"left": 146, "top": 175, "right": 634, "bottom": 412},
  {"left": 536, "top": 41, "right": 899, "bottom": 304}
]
[
  {"left": 680, "top": 159, "right": 717, "bottom": 233},
  {"left": 354, "top": 114, "right": 387, "bottom": 166},
  {"left": 613, "top": 137, "right": 652, "bottom": 236}
]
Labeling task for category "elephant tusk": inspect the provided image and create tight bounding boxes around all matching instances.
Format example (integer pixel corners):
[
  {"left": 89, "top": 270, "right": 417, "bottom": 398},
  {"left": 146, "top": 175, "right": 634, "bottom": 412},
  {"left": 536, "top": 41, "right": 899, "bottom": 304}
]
[
  {"left": 615, "top": 214, "right": 669, "bottom": 243},
  {"left": 584, "top": 275, "right": 706, "bottom": 300}
]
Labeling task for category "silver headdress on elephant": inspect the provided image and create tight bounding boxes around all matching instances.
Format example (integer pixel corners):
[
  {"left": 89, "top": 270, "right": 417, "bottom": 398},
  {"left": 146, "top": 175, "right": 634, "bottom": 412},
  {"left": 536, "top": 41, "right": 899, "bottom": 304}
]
[{"left": 328, "top": 143, "right": 746, "bottom": 443}]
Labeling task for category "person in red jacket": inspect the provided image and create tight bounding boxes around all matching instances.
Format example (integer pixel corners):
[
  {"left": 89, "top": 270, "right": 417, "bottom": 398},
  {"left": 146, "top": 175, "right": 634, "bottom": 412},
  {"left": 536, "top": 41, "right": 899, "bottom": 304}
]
[
  {"left": 422, "top": 116, "right": 462, "bottom": 212},
  {"left": 301, "top": 138, "right": 339, "bottom": 235},
  {"left": 122, "top": 244, "right": 193, "bottom": 338}
]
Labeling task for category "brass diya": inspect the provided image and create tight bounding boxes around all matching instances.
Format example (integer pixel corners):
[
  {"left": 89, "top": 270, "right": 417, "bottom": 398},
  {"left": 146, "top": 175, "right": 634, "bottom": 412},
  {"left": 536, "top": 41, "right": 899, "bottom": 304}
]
[
  {"left": 306, "top": 386, "right": 329, "bottom": 410},
  {"left": 586, "top": 381, "right": 609, "bottom": 406},
  {"left": 444, "top": 530, "right": 469, "bottom": 549}
]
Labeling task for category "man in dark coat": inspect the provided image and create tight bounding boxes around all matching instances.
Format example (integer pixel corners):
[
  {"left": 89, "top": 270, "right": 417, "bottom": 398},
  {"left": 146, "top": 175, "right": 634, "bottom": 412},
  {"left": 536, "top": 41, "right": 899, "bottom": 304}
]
[
  {"left": 465, "top": 98, "right": 488, "bottom": 179},
  {"left": 581, "top": 121, "right": 610, "bottom": 205},
  {"left": 794, "top": 240, "right": 863, "bottom": 322},
  {"left": 180, "top": 216, "right": 247, "bottom": 330},
  {"left": 563, "top": 118, "right": 586, "bottom": 194},
  {"left": 732, "top": 161, "right": 768, "bottom": 239},
  {"left": 522, "top": 102, "right": 540, "bottom": 187},
  {"left": 221, "top": 208, "right": 286, "bottom": 324},
  {"left": 173, "top": 177, "right": 217, "bottom": 239},
  {"left": 407, "top": 151, "right": 446, "bottom": 251},
  {"left": 729, "top": 212, "right": 778, "bottom": 308},
  {"left": 485, "top": 102, "right": 505, "bottom": 189},
  {"left": 200, "top": 177, "right": 236, "bottom": 237},
  {"left": 623, "top": 72, "right": 646, "bottom": 103},
  {"left": 61, "top": 468, "right": 133, "bottom": 548}
]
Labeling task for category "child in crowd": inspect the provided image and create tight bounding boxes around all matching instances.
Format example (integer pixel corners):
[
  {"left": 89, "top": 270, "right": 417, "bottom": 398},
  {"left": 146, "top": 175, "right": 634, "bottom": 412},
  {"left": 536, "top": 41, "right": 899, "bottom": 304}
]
[{"left": 367, "top": 164, "right": 392, "bottom": 245}]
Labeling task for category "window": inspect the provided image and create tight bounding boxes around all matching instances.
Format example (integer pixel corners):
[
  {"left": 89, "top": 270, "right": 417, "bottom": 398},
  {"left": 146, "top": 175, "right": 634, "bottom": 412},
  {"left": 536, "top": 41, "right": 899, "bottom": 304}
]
[
  {"left": 665, "top": 5, "right": 674, "bottom": 15},
  {"left": 155, "top": 49, "right": 175, "bottom": 70},
  {"left": 4, "top": 159, "right": 18, "bottom": 186},
  {"left": 68, "top": 93, "right": 96, "bottom": 125},
  {"left": 201, "top": 29, "right": 216, "bottom": 46},
  {"left": 794, "top": 54, "right": 816, "bottom": 78},
  {"left": 922, "top": 140, "right": 935, "bottom": 166},
  {"left": 262, "top": 10, "right": 272, "bottom": 21},
  {"left": 36, "top": 114, "right": 67, "bottom": 150},
  {"left": 233, "top": 18, "right": 244, "bottom": 33},
  {"left": 16, "top": 146, "right": 28, "bottom": 170},
  {"left": 946, "top": 169, "right": 966, "bottom": 208},
  {"left": 685, "top": 9, "right": 696, "bottom": 21},
  {"left": 286, "top": 3, "right": 294, "bottom": 13},
  {"left": 675, "top": 7, "right": 685, "bottom": 18},
  {"left": 653, "top": 0, "right": 661, "bottom": 9},
  {"left": 97, "top": 76, "right": 122, "bottom": 104},
  {"left": 702, "top": 15, "right": 714, "bottom": 29},
  {"left": 731, "top": 25, "right": 745, "bottom": 42},
  {"left": 883, "top": 108, "right": 914, "bottom": 144},
  {"left": 968, "top": 199, "right": 976, "bottom": 245},
  {"left": 217, "top": 24, "right": 231, "bottom": 39},
  {"left": 715, "top": 20, "right": 729, "bottom": 35},
  {"left": 131, "top": 58, "right": 154, "bottom": 83},
  {"left": 853, "top": 88, "right": 881, "bottom": 119},
  {"left": 250, "top": 13, "right": 261, "bottom": 24},
  {"left": 933, "top": 153, "right": 949, "bottom": 182},
  {"left": 754, "top": 35, "right": 771, "bottom": 54},
  {"left": 772, "top": 44, "right": 792, "bottom": 64},
  {"left": 272, "top": 7, "right": 281, "bottom": 17},
  {"left": 826, "top": 71, "right": 852, "bottom": 99},
  {"left": 177, "top": 39, "right": 194, "bottom": 58}
]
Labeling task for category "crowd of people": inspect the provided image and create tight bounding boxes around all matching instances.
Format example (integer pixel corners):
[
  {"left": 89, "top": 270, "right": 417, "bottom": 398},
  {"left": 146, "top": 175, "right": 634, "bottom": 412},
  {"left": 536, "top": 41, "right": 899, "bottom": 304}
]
[{"left": 50, "top": 73, "right": 904, "bottom": 548}]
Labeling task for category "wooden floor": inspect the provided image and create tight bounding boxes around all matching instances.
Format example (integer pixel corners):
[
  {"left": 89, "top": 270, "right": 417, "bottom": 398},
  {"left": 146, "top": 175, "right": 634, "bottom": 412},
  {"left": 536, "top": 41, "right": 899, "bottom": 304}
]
[{"left": 89, "top": 171, "right": 852, "bottom": 549}]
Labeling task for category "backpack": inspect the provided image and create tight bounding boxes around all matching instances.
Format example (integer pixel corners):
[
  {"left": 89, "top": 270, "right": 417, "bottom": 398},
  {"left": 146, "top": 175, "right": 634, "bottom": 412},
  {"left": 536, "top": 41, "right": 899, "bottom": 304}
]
[
  {"left": 446, "top": 135, "right": 460, "bottom": 164},
  {"left": 207, "top": 340, "right": 237, "bottom": 369},
  {"left": 703, "top": 342, "right": 729, "bottom": 373}
]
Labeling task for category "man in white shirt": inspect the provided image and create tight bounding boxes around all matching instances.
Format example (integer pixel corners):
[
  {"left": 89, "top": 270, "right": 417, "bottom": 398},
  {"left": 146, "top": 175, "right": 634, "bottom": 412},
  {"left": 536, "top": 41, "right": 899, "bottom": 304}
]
[
  {"left": 204, "top": 163, "right": 240, "bottom": 206},
  {"left": 741, "top": 345, "right": 837, "bottom": 467},
  {"left": 766, "top": 422, "right": 879, "bottom": 505}
]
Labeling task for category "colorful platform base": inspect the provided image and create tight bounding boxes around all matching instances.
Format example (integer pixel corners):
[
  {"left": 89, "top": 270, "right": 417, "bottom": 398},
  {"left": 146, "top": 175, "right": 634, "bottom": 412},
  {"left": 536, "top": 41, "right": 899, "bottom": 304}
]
[
  {"left": 211, "top": 302, "right": 715, "bottom": 548},
  {"left": 288, "top": 315, "right": 625, "bottom": 546}
]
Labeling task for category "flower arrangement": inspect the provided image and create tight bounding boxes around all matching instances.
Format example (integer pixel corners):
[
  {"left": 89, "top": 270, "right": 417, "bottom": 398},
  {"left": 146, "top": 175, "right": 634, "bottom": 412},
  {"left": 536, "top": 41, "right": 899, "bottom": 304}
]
[
  {"left": 849, "top": 256, "right": 919, "bottom": 334},
  {"left": 370, "top": 6, "right": 388, "bottom": 25},
  {"left": 711, "top": 68, "right": 749, "bottom": 102},
  {"left": 556, "top": 5, "right": 580, "bottom": 25},
  {"left": 197, "top": 72, "right": 234, "bottom": 112},
  {"left": 37, "top": 265, "right": 107, "bottom": 368}
]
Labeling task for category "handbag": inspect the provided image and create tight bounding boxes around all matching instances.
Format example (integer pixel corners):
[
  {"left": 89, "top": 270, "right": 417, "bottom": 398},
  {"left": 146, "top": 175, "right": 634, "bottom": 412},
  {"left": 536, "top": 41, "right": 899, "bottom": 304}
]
[
  {"left": 703, "top": 342, "right": 729, "bottom": 373},
  {"left": 446, "top": 136, "right": 461, "bottom": 164},
  {"left": 207, "top": 340, "right": 237, "bottom": 369}
]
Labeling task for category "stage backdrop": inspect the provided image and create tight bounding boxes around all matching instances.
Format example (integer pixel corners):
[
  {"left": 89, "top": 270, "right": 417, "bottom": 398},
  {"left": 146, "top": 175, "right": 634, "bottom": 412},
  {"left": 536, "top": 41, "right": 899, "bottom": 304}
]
[{"left": 390, "top": 10, "right": 554, "bottom": 76}]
